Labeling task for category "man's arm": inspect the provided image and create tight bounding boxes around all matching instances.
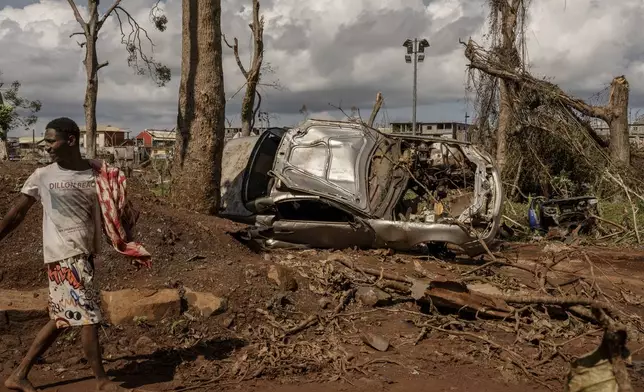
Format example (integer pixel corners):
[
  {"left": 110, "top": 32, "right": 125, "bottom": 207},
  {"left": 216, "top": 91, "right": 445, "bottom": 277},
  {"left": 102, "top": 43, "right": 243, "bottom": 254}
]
[{"left": 0, "top": 194, "right": 36, "bottom": 242}]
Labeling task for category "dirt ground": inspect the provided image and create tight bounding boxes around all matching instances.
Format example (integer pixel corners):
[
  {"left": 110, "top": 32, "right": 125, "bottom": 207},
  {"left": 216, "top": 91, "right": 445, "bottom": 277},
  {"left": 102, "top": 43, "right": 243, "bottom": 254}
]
[{"left": 1, "top": 161, "right": 644, "bottom": 391}]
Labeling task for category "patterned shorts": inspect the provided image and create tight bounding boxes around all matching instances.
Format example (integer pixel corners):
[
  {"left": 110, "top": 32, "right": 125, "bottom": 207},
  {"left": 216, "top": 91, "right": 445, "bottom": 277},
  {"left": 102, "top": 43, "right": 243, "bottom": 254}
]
[{"left": 47, "top": 255, "right": 103, "bottom": 329}]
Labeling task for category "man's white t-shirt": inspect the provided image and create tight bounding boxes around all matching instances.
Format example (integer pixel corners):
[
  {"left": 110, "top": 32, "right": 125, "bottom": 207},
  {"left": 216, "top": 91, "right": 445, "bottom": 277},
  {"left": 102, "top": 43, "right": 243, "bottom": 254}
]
[{"left": 21, "top": 163, "right": 102, "bottom": 264}]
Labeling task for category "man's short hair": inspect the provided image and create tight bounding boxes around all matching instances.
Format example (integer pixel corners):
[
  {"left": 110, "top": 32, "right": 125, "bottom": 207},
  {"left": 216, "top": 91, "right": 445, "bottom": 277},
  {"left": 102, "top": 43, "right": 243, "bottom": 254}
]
[{"left": 46, "top": 117, "right": 80, "bottom": 139}]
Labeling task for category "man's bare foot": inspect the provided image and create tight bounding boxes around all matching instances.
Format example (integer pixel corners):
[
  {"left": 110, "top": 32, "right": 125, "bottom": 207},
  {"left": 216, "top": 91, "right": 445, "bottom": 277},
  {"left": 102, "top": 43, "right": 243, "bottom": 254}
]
[
  {"left": 96, "top": 379, "right": 131, "bottom": 391},
  {"left": 4, "top": 374, "right": 38, "bottom": 392}
]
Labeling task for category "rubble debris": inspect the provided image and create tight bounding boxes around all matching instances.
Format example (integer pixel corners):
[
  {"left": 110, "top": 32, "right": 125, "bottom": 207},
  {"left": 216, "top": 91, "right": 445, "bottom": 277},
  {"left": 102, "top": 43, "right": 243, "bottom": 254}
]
[
  {"left": 267, "top": 264, "right": 299, "bottom": 291},
  {"left": 529, "top": 196, "right": 598, "bottom": 237},
  {"left": 335, "top": 257, "right": 512, "bottom": 317},
  {"left": 361, "top": 333, "right": 390, "bottom": 352},
  {"left": 356, "top": 286, "right": 392, "bottom": 307}
]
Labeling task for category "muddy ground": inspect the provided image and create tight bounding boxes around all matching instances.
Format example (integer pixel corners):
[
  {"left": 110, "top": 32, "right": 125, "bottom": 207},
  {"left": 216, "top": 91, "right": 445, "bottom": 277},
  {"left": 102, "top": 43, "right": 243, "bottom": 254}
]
[{"left": 1, "top": 161, "right": 644, "bottom": 391}]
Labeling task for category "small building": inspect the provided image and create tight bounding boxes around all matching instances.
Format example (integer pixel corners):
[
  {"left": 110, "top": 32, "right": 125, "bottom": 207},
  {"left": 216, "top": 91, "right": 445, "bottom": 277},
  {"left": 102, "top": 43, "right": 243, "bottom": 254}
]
[
  {"left": 17, "top": 136, "right": 45, "bottom": 149},
  {"left": 390, "top": 121, "right": 471, "bottom": 141},
  {"left": 79, "top": 125, "right": 128, "bottom": 150},
  {"left": 135, "top": 129, "right": 176, "bottom": 159}
]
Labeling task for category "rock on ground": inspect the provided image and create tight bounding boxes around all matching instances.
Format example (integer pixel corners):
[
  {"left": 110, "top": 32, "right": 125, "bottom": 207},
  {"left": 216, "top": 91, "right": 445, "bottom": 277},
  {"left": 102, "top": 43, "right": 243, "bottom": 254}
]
[
  {"left": 101, "top": 288, "right": 181, "bottom": 325},
  {"left": 356, "top": 286, "right": 392, "bottom": 307},
  {"left": 1, "top": 288, "right": 228, "bottom": 326},
  {"left": 0, "top": 288, "right": 48, "bottom": 328},
  {"left": 184, "top": 288, "right": 228, "bottom": 317}
]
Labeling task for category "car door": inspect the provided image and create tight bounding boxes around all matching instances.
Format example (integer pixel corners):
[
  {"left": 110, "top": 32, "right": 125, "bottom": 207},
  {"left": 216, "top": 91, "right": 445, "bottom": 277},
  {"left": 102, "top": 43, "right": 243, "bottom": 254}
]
[{"left": 269, "top": 198, "right": 375, "bottom": 249}]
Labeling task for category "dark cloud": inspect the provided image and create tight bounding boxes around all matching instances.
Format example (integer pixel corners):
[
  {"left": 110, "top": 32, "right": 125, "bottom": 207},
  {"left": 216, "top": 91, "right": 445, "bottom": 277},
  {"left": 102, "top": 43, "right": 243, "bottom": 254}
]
[
  {"left": 0, "top": 0, "right": 643, "bottom": 135},
  {"left": 0, "top": 0, "right": 37, "bottom": 8},
  {"left": 266, "top": 21, "right": 310, "bottom": 53},
  {"left": 430, "top": 16, "right": 484, "bottom": 55}
]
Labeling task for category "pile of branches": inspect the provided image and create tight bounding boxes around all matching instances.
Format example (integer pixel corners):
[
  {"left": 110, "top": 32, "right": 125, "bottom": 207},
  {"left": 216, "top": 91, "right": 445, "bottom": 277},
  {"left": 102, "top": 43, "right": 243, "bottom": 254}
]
[
  {"left": 466, "top": 39, "right": 643, "bottom": 200},
  {"left": 170, "top": 248, "right": 640, "bottom": 391}
]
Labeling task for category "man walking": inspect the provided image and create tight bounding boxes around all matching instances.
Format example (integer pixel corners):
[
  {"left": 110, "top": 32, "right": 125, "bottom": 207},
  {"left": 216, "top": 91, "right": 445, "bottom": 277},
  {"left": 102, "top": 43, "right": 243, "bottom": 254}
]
[{"left": 1, "top": 117, "right": 134, "bottom": 391}]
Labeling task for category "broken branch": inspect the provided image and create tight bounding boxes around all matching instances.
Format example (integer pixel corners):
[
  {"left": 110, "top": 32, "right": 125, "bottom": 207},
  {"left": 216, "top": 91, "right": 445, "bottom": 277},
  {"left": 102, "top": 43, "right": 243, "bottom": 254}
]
[
  {"left": 367, "top": 92, "right": 383, "bottom": 127},
  {"left": 66, "top": 0, "right": 88, "bottom": 29},
  {"left": 100, "top": 0, "right": 123, "bottom": 26},
  {"left": 465, "top": 39, "right": 611, "bottom": 122}
]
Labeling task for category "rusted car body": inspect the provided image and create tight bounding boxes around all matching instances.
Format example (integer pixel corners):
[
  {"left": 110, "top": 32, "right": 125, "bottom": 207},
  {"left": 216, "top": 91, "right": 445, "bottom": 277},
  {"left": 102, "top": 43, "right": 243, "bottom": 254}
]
[{"left": 219, "top": 119, "right": 503, "bottom": 257}]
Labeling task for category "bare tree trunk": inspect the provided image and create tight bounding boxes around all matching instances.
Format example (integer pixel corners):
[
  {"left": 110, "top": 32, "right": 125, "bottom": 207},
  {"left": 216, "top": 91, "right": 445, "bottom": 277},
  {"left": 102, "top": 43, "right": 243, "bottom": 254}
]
[
  {"left": 497, "top": 81, "right": 511, "bottom": 172},
  {"left": 0, "top": 92, "right": 7, "bottom": 161},
  {"left": 224, "top": 0, "right": 264, "bottom": 137},
  {"left": 495, "top": 0, "right": 521, "bottom": 175},
  {"left": 68, "top": 0, "right": 105, "bottom": 159},
  {"left": 240, "top": 76, "right": 259, "bottom": 136},
  {"left": 608, "top": 76, "right": 630, "bottom": 165},
  {"left": 367, "top": 92, "right": 383, "bottom": 128},
  {"left": 171, "top": 0, "right": 226, "bottom": 214},
  {"left": 84, "top": 33, "right": 99, "bottom": 159}
]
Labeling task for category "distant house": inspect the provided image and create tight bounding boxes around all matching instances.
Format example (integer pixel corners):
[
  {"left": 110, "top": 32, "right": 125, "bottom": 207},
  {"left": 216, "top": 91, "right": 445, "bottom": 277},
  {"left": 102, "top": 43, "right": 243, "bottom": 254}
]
[
  {"left": 79, "top": 125, "right": 128, "bottom": 150},
  {"left": 17, "top": 136, "right": 45, "bottom": 149},
  {"left": 390, "top": 121, "right": 471, "bottom": 141},
  {"left": 135, "top": 129, "right": 175, "bottom": 158}
]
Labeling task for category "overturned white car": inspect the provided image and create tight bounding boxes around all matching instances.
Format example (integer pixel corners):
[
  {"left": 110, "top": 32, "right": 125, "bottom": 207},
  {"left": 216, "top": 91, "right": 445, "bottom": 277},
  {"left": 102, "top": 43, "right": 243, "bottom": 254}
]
[{"left": 219, "top": 119, "right": 503, "bottom": 257}]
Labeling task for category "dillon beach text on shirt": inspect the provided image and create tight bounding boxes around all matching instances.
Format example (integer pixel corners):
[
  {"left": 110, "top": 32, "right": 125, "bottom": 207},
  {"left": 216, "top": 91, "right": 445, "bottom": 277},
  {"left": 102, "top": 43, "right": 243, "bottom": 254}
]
[{"left": 49, "top": 180, "right": 96, "bottom": 190}]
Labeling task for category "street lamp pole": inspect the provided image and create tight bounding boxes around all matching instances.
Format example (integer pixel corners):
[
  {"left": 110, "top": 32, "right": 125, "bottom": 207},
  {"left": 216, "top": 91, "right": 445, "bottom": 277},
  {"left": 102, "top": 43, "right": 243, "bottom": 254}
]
[
  {"left": 412, "top": 38, "right": 418, "bottom": 137},
  {"left": 403, "top": 38, "right": 429, "bottom": 136}
]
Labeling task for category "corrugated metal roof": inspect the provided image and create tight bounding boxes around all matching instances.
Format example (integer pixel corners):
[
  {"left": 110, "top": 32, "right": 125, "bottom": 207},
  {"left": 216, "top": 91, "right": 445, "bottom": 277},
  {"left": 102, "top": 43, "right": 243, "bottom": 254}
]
[
  {"left": 79, "top": 125, "right": 127, "bottom": 133},
  {"left": 146, "top": 130, "right": 175, "bottom": 140},
  {"left": 18, "top": 136, "right": 44, "bottom": 144}
]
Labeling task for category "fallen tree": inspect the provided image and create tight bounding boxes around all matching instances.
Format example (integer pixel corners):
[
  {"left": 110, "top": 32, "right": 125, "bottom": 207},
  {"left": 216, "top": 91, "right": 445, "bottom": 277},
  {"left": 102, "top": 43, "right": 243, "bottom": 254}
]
[
  {"left": 464, "top": 0, "right": 639, "bottom": 215},
  {"left": 464, "top": 39, "right": 630, "bottom": 166}
]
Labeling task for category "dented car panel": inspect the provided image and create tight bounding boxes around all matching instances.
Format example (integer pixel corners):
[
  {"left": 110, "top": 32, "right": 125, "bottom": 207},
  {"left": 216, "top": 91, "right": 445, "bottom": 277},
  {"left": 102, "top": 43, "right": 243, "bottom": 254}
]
[
  {"left": 271, "top": 121, "right": 378, "bottom": 214},
  {"left": 220, "top": 119, "right": 503, "bottom": 257}
]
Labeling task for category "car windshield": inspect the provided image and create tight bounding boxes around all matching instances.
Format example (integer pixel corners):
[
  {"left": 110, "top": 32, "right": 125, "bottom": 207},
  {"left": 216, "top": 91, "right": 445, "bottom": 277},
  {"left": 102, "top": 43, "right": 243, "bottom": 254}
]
[{"left": 244, "top": 128, "right": 286, "bottom": 202}]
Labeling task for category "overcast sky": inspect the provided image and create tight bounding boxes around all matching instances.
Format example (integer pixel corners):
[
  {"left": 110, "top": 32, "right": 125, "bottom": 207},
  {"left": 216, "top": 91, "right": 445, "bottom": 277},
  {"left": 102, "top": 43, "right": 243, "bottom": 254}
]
[{"left": 0, "top": 0, "right": 643, "bottom": 137}]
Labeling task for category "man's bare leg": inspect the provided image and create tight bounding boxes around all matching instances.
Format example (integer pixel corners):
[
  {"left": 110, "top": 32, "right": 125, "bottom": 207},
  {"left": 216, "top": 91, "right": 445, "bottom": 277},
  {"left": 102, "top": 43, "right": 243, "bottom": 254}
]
[
  {"left": 82, "top": 325, "right": 127, "bottom": 391},
  {"left": 4, "top": 319, "right": 61, "bottom": 392}
]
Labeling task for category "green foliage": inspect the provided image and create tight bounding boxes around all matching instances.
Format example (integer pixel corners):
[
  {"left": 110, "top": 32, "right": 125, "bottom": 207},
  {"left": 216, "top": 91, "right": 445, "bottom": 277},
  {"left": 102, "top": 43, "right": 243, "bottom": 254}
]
[
  {"left": 115, "top": 6, "right": 172, "bottom": 88},
  {"left": 0, "top": 77, "right": 41, "bottom": 139}
]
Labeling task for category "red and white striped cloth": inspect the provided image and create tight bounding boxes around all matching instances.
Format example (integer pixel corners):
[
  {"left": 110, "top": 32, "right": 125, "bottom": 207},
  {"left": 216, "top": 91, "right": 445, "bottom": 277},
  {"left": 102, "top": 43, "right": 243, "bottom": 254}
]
[{"left": 89, "top": 160, "right": 151, "bottom": 268}]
